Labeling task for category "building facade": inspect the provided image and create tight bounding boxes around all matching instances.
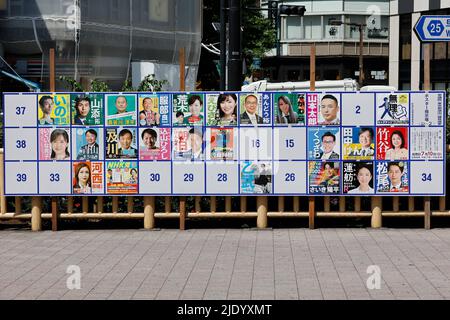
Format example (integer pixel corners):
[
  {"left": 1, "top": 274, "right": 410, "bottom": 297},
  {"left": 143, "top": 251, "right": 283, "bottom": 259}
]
[
  {"left": 0, "top": 0, "right": 202, "bottom": 91},
  {"left": 389, "top": 0, "right": 450, "bottom": 90},
  {"left": 261, "top": 0, "right": 390, "bottom": 85}
]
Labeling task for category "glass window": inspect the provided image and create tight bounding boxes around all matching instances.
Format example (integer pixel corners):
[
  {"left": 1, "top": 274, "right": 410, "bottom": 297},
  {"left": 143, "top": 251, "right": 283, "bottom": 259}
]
[
  {"left": 304, "top": 15, "right": 321, "bottom": 40},
  {"left": 286, "top": 16, "right": 302, "bottom": 40}
]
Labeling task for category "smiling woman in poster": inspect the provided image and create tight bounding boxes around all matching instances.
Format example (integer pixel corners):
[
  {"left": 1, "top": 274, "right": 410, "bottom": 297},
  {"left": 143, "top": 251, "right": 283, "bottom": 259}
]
[
  {"left": 385, "top": 130, "right": 408, "bottom": 160},
  {"left": 348, "top": 164, "right": 374, "bottom": 194},
  {"left": 73, "top": 162, "right": 92, "bottom": 194}
]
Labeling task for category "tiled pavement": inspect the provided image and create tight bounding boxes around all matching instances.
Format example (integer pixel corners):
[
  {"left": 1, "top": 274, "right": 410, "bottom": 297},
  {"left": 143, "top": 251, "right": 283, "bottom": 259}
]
[{"left": 1, "top": 228, "right": 450, "bottom": 300}]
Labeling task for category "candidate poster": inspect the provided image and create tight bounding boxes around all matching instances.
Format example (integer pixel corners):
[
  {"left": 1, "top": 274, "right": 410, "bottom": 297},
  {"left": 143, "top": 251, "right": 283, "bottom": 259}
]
[
  {"left": 106, "top": 161, "right": 138, "bottom": 194},
  {"left": 72, "top": 161, "right": 104, "bottom": 194},
  {"left": 342, "top": 162, "right": 374, "bottom": 194},
  {"left": 37, "top": 94, "right": 70, "bottom": 126},
  {"left": 376, "top": 127, "right": 408, "bottom": 160},
  {"left": 138, "top": 127, "right": 171, "bottom": 160},
  {"left": 376, "top": 93, "right": 409, "bottom": 125},
  {"left": 106, "top": 127, "right": 138, "bottom": 159},
  {"left": 172, "top": 93, "right": 205, "bottom": 126},
  {"left": 205, "top": 93, "right": 239, "bottom": 126},
  {"left": 239, "top": 93, "right": 271, "bottom": 125},
  {"left": 105, "top": 94, "right": 137, "bottom": 125},
  {"left": 376, "top": 161, "right": 409, "bottom": 193},
  {"left": 307, "top": 127, "right": 340, "bottom": 160},
  {"left": 72, "top": 127, "right": 103, "bottom": 160},
  {"left": 307, "top": 93, "right": 341, "bottom": 126},
  {"left": 173, "top": 127, "right": 204, "bottom": 160},
  {"left": 38, "top": 128, "right": 71, "bottom": 160},
  {"left": 71, "top": 93, "right": 103, "bottom": 125},
  {"left": 308, "top": 161, "right": 340, "bottom": 194},
  {"left": 240, "top": 161, "right": 272, "bottom": 194},
  {"left": 209, "top": 128, "right": 235, "bottom": 161},
  {"left": 273, "top": 93, "right": 306, "bottom": 125},
  {"left": 138, "top": 93, "right": 170, "bottom": 126},
  {"left": 342, "top": 127, "right": 375, "bottom": 160}
]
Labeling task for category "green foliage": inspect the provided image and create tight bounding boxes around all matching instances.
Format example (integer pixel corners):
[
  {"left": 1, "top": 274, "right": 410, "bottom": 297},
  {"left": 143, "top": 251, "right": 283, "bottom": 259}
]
[
  {"left": 121, "top": 78, "right": 134, "bottom": 92},
  {"left": 138, "top": 74, "right": 169, "bottom": 92},
  {"left": 241, "top": 4, "right": 277, "bottom": 62},
  {"left": 90, "top": 79, "right": 111, "bottom": 92},
  {"left": 59, "top": 76, "right": 83, "bottom": 92},
  {"left": 200, "top": 0, "right": 276, "bottom": 88}
]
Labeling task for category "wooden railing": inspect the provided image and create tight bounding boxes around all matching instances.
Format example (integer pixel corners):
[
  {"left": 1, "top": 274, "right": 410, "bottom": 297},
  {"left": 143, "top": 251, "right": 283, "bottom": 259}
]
[{"left": 0, "top": 148, "right": 448, "bottom": 231}]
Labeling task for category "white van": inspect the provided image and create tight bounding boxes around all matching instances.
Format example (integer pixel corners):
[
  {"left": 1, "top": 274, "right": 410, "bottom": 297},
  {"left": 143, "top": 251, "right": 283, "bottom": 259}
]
[{"left": 241, "top": 79, "right": 396, "bottom": 92}]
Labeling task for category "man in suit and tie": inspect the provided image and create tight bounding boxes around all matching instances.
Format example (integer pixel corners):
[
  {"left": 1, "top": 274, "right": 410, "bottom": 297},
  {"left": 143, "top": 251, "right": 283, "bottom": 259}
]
[
  {"left": 73, "top": 96, "right": 91, "bottom": 125},
  {"left": 348, "top": 128, "right": 375, "bottom": 158},
  {"left": 240, "top": 94, "right": 263, "bottom": 125},
  {"left": 189, "top": 127, "right": 204, "bottom": 160},
  {"left": 77, "top": 129, "right": 99, "bottom": 160},
  {"left": 319, "top": 131, "right": 340, "bottom": 160}
]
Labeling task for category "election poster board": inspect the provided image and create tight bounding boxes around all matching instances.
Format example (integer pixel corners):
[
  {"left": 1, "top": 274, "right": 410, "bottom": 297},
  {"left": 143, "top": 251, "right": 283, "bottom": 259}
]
[{"left": 2, "top": 91, "right": 446, "bottom": 196}]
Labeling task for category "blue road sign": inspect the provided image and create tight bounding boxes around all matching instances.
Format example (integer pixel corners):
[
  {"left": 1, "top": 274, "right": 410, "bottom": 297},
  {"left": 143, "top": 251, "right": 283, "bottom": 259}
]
[{"left": 414, "top": 16, "right": 450, "bottom": 42}]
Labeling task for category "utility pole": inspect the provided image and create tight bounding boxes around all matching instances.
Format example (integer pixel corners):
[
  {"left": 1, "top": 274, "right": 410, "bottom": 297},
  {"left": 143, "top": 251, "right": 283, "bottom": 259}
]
[
  {"left": 220, "top": 0, "right": 227, "bottom": 91},
  {"left": 330, "top": 19, "right": 366, "bottom": 87},
  {"left": 227, "top": 0, "right": 241, "bottom": 90},
  {"left": 358, "top": 24, "right": 364, "bottom": 87}
]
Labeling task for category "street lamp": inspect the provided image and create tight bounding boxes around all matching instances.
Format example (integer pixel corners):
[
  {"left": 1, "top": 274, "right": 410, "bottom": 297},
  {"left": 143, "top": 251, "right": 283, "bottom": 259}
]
[{"left": 330, "top": 19, "right": 366, "bottom": 87}]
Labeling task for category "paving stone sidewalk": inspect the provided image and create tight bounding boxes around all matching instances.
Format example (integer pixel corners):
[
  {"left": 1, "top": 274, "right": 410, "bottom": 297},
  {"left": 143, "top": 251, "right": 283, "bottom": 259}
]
[{"left": 1, "top": 228, "right": 450, "bottom": 300}]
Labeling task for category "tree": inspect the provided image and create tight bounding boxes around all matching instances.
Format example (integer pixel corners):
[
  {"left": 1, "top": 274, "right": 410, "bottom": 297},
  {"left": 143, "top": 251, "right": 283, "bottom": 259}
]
[{"left": 198, "top": 0, "right": 276, "bottom": 90}]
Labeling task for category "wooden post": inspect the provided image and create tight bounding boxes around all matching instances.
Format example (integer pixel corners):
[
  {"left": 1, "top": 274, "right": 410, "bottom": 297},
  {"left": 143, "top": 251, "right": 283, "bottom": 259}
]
[
  {"left": 67, "top": 196, "right": 73, "bottom": 214},
  {"left": 408, "top": 197, "right": 415, "bottom": 212},
  {"left": 0, "top": 150, "right": 6, "bottom": 215},
  {"left": 240, "top": 196, "right": 247, "bottom": 213},
  {"left": 14, "top": 197, "right": 21, "bottom": 215},
  {"left": 293, "top": 197, "right": 300, "bottom": 213},
  {"left": 144, "top": 196, "right": 155, "bottom": 230},
  {"left": 424, "top": 43, "right": 431, "bottom": 91},
  {"left": 31, "top": 197, "right": 42, "bottom": 231},
  {"left": 256, "top": 196, "right": 268, "bottom": 229},
  {"left": 49, "top": 48, "right": 55, "bottom": 91},
  {"left": 51, "top": 197, "right": 60, "bottom": 231},
  {"left": 225, "top": 196, "right": 232, "bottom": 213},
  {"left": 393, "top": 196, "right": 400, "bottom": 212},
  {"left": 278, "top": 196, "right": 284, "bottom": 213},
  {"left": 354, "top": 197, "right": 361, "bottom": 212},
  {"left": 439, "top": 197, "right": 445, "bottom": 212},
  {"left": 127, "top": 196, "right": 134, "bottom": 213},
  {"left": 112, "top": 196, "right": 119, "bottom": 213},
  {"left": 210, "top": 196, "right": 216, "bottom": 213},
  {"left": 324, "top": 196, "right": 330, "bottom": 212},
  {"left": 195, "top": 196, "right": 201, "bottom": 213},
  {"left": 97, "top": 196, "right": 103, "bottom": 213},
  {"left": 371, "top": 197, "right": 382, "bottom": 228},
  {"left": 310, "top": 44, "right": 316, "bottom": 90},
  {"left": 179, "top": 47, "right": 185, "bottom": 91},
  {"left": 309, "top": 196, "right": 316, "bottom": 229},
  {"left": 165, "top": 196, "right": 171, "bottom": 213},
  {"left": 339, "top": 197, "right": 345, "bottom": 212},
  {"left": 82, "top": 196, "right": 88, "bottom": 214},
  {"left": 424, "top": 196, "right": 431, "bottom": 230},
  {"left": 179, "top": 196, "right": 186, "bottom": 230}
]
